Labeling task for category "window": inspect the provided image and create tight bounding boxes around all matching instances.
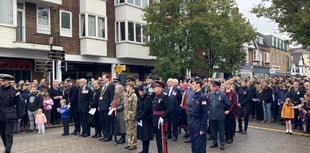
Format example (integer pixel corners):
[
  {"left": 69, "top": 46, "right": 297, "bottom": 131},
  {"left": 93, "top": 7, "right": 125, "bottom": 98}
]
[
  {"left": 80, "top": 13, "right": 106, "bottom": 39},
  {"left": 128, "top": 22, "right": 134, "bottom": 41},
  {"left": 98, "top": 17, "right": 105, "bottom": 38},
  {"left": 116, "top": 21, "right": 146, "bottom": 43},
  {"left": 37, "top": 6, "right": 50, "bottom": 34},
  {"left": 0, "top": 0, "right": 13, "bottom": 24},
  {"left": 60, "top": 10, "right": 72, "bottom": 37},
  {"left": 88, "top": 15, "right": 96, "bottom": 37},
  {"left": 115, "top": 0, "right": 149, "bottom": 7}
]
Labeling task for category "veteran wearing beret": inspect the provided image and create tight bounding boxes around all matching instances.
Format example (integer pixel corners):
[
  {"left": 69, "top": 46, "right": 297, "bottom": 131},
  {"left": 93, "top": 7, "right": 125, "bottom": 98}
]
[{"left": 0, "top": 74, "right": 22, "bottom": 153}]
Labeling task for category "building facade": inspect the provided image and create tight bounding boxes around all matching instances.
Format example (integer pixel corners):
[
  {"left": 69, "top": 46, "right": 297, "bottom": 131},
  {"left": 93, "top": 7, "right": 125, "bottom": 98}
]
[
  {"left": 290, "top": 48, "right": 309, "bottom": 77},
  {"left": 0, "top": 0, "right": 156, "bottom": 82}
]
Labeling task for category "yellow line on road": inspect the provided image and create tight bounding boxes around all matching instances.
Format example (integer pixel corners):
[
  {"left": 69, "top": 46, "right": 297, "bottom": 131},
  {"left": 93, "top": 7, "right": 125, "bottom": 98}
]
[{"left": 248, "top": 125, "right": 310, "bottom": 137}]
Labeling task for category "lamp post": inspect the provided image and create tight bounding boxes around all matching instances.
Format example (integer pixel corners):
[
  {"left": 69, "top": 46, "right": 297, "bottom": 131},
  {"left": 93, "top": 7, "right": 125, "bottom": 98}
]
[{"left": 48, "top": 36, "right": 55, "bottom": 82}]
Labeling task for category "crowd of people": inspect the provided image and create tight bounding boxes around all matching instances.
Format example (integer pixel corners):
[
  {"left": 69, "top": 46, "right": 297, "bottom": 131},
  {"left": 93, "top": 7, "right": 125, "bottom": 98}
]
[{"left": 1, "top": 73, "right": 310, "bottom": 153}]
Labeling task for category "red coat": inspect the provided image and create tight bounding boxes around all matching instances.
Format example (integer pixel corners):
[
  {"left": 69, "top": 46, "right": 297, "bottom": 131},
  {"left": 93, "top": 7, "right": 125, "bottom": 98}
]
[{"left": 226, "top": 89, "right": 237, "bottom": 114}]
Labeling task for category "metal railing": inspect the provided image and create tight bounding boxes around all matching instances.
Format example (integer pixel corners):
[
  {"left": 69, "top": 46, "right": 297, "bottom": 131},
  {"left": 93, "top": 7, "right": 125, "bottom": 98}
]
[{"left": 16, "top": 26, "right": 60, "bottom": 46}]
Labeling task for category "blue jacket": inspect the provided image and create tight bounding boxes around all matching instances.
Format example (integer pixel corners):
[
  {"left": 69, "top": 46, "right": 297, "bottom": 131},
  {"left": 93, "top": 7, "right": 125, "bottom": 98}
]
[
  {"left": 59, "top": 105, "right": 70, "bottom": 119},
  {"left": 164, "top": 86, "right": 182, "bottom": 111},
  {"left": 208, "top": 90, "right": 230, "bottom": 120},
  {"left": 188, "top": 90, "right": 208, "bottom": 134}
]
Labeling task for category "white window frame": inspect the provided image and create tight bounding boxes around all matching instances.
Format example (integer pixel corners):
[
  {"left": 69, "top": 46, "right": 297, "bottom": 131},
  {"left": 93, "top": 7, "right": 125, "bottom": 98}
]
[
  {"left": 116, "top": 20, "right": 145, "bottom": 44},
  {"left": 80, "top": 13, "right": 107, "bottom": 40},
  {"left": 36, "top": 6, "right": 51, "bottom": 34},
  {"left": 0, "top": 0, "right": 16, "bottom": 26},
  {"left": 59, "top": 10, "right": 72, "bottom": 37},
  {"left": 264, "top": 52, "right": 270, "bottom": 63},
  {"left": 115, "top": 0, "right": 149, "bottom": 8}
]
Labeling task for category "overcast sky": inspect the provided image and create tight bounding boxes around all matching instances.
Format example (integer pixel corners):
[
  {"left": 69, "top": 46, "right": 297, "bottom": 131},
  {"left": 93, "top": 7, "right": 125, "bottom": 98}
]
[{"left": 235, "top": 0, "right": 289, "bottom": 39}]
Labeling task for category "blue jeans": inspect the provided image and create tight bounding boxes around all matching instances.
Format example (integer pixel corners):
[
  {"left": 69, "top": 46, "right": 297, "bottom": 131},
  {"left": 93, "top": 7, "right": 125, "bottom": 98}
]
[{"left": 263, "top": 102, "right": 272, "bottom": 121}]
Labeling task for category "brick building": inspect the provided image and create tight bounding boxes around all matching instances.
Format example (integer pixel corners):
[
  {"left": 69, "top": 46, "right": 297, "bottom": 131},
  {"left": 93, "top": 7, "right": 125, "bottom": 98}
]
[{"left": 0, "top": 0, "right": 156, "bottom": 82}]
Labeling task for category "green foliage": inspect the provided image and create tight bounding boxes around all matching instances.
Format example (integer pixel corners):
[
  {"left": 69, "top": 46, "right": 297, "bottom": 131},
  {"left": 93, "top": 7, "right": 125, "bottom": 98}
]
[
  {"left": 144, "top": 0, "right": 256, "bottom": 78},
  {"left": 252, "top": 0, "right": 310, "bottom": 47}
]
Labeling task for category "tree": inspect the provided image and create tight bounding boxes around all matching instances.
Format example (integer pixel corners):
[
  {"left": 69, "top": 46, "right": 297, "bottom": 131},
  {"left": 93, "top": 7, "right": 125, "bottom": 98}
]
[
  {"left": 252, "top": 0, "right": 310, "bottom": 47},
  {"left": 144, "top": 0, "right": 256, "bottom": 79}
]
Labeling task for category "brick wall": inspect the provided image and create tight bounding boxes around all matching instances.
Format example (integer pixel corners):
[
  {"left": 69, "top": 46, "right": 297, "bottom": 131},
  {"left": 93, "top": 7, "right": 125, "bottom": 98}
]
[{"left": 106, "top": 0, "right": 116, "bottom": 57}]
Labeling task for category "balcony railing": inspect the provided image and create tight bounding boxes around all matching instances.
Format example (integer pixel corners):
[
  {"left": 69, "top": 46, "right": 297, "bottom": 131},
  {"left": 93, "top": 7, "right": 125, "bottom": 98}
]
[{"left": 16, "top": 26, "right": 60, "bottom": 46}]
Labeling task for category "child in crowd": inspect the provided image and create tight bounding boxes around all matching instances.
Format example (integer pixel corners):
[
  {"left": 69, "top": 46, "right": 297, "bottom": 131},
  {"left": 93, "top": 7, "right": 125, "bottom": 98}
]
[
  {"left": 35, "top": 108, "right": 47, "bottom": 134},
  {"left": 281, "top": 98, "right": 294, "bottom": 134},
  {"left": 42, "top": 93, "right": 54, "bottom": 126},
  {"left": 298, "top": 104, "right": 308, "bottom": 133},
  {"left": 57, "top": 99, "right": 70, "bottom": 136}
]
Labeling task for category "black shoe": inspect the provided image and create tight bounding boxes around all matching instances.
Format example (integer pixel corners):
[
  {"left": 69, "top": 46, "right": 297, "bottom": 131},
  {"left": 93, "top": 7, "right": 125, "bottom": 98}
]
[
  {"left": 124, "top": 146, "right": 130, "bottom": 149},
  {"left": 26, "top": 129, "right": 34, "bottom": 133},
  {"left": 62, "top": 133, "right": 69, "bottom": 136},
  {"left": 91, "top": 134, "right": 98, "bottom": 138},
  {"left": 116, "top": 138, "right": 125, "bottom": 144},
  {"left": 236, "top": 130, "right": 242, "bottom": 133},
  {"left": 103, "top": 137, "right": 112, "bottom": 142},
  {"left": 293, "top": 126, "right": 297, "bottom": 129},
  {"left": 241, "top": 131, "right": 247, "bottom": 134},
  {"left": 220, "top": 145, "right": 225, "bottom": 150},
  {"left": 184, "top": 139, "right": 191, "bottom": 143},
  {"left": 226, "top": 138, "right": 233, "bottom": 144},
  {"left": 128, "top": 145, "right": 137, "bottom": 150},
  {"left": 209, "top": 144, "right": 218, "bottom": 148},
  {"left": 70, "top": 131, "right": 76, "bottom": 135},
  {"left": 98, "top": 137, "right": 106, "bottom": 141},
  {"left": 172, "top": 137, "right": 177, "bottom": 141}
]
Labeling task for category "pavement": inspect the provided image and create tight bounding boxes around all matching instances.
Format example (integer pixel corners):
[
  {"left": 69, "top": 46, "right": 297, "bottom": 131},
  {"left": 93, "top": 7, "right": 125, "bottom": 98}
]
[{"left": 2, "top": 119, "right": 310, "bottom": 153}]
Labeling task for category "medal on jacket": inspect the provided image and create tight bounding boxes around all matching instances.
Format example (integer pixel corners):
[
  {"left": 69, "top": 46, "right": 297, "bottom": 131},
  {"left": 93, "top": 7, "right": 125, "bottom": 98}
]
[{"left": 99, "top": 97, "right": 103, "bottom": 100}]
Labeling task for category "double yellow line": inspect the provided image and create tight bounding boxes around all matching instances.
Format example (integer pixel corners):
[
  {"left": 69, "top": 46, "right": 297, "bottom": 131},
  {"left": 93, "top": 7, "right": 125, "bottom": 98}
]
[{"left": 248, "top": 125, "right": 310, "bottom": 137}]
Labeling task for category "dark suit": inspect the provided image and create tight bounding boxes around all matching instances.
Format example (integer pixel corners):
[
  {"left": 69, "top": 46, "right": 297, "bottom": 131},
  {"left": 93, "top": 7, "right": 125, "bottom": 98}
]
[
  {"left": 48, "top": 88, "right": 62, "bottom": 124},
  {"left": 288, "top": 87, "right": 304, "bottom": 129},
  {"left": 164, "top": 86, "right": 182, "bottom": 139},
  {"left": 69, "top": 85, "right": 79, "bottom": 133},
  {"left": 0, "top": 85, "right": 22, "bottom": 153},
  {"left": 98, "top": 83, "right": 115, "bottom": 139},
  {"left": 77, "top": 86, "right": 92, "bottom": 136}
]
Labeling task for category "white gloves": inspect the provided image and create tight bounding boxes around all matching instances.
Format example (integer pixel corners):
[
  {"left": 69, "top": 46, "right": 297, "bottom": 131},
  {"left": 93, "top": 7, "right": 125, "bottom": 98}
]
[{"left": 158, "top": 117, "right": 164, "bottom": 129}]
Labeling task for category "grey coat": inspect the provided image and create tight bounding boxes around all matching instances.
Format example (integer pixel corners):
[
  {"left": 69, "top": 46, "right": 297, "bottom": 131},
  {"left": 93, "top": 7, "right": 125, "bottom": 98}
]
[
  {"left": 113, "top": 97, "right": 126, "bottom": 134},
  {"left": 208, "top": 90, "right": 231, "bottom": 120}
]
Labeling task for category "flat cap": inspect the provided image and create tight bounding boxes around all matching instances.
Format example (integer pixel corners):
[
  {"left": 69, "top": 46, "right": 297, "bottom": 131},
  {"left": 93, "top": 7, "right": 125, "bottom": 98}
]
[{"left": 0, "top": 74, "right": 14, "bottom": 81}]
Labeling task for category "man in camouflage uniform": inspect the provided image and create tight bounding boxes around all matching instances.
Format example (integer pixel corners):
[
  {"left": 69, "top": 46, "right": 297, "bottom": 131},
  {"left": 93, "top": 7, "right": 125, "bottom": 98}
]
[{"left": 123, "top": 82, "right": 138, "bottom": 150}]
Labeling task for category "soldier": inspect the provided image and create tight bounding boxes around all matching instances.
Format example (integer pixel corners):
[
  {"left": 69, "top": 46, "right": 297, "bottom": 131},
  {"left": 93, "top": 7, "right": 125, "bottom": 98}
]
[
  {"left": 187, "top": 77, "right": 208, "bottom": 153},
  {"left": 152, "top": 80, "right": 173, "bottom": 153},
  {"left": 123, "top": 82, "right": 138, "bottom": 150},
  {"left": 0, "top": 74, "right": 22, "bottom": 153},
  {"left": 145, "top": 76, "right": 155, "bottom": 96},
  {"left": 209, "top": 81, "right": 230, "bottom": 150}
]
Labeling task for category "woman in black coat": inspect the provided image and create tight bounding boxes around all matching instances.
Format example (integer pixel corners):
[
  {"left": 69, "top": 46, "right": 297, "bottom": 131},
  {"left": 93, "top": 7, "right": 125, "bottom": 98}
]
[{"left": 135, "top": 85, "right": 153, "bottom": 153}]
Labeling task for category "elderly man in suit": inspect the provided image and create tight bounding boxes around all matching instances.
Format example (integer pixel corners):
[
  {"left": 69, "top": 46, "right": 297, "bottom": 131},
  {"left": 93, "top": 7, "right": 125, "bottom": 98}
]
[{"left": 77, "top": 78, "right": 92, "bottom": 137}]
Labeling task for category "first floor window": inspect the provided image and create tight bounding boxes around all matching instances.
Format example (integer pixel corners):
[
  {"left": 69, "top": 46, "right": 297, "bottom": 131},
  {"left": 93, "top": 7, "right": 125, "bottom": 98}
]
[
  {"left": 0, "top": 0, "right": 13, "bottom": 24},
  {"left": 80, "top": 13, "right": 106, "bottom": 39},
  {"left": 37, "top": 6, "right": 50, "bottom": 34},
  {"left": 60, "top": 10, "right": 72, "bottom": 37},
  {"left": 116, "top": 21, "right": 146, "bottom": 43}
]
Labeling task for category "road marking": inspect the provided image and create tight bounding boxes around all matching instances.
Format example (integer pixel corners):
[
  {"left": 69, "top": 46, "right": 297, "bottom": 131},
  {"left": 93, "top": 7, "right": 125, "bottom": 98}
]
[{"left": 248, "top": 125, "right": 310, "bottom": 137}]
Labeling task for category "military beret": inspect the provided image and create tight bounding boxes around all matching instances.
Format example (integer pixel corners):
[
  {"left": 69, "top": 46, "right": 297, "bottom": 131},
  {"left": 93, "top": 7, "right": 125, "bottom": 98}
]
[
  {"left": 0, "top": 74, "right": 14, "bottom": 81},
  {"left": 154, "top": 80, "right": 165, "bottom": 88},
  {"left": 212, "top": 80, "right": 221, "bottom": 87}
]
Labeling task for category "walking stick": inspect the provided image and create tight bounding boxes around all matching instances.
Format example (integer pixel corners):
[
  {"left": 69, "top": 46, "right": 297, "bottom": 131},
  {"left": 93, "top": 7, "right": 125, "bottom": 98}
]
[{"left": 114, "top": 109, "right": 117, "bottom": 145}]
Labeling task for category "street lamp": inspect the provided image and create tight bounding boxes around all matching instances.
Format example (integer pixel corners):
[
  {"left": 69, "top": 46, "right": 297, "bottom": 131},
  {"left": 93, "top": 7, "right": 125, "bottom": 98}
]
[{"left": 48, "top": 36, "right": 55, "bottom": 82}]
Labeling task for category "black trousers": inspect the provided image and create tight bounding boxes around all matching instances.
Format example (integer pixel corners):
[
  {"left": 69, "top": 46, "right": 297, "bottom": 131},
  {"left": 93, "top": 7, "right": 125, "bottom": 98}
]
[
  {"left": 225, "top": 113, "right": 236, "bottom": 140},
  {"left": 238, "top": 113, "right": 249, "bottom": 132},
  {"left": 79, "top": 112, "right": 90, "bottom": 135},
  {"left": 99, "top": 110, "right": 112, "bottom": 138},
  {"left": 62, "top": 118, "right": 69, "bottom": 134},
  {"left": 72, "top": 110, "right": 80, "bottom": 133},
  {"left": 168, "top": 111, "right": 178, "bottom": 138},
  {"left": 142, "top": 141, "right": 150, "bottom": 153},
  {"left": 154, "top": 125, "right": 168, "bottom": 153},
  {"left": 0, "top": 122, "right": 14, "bottom": 153}
]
